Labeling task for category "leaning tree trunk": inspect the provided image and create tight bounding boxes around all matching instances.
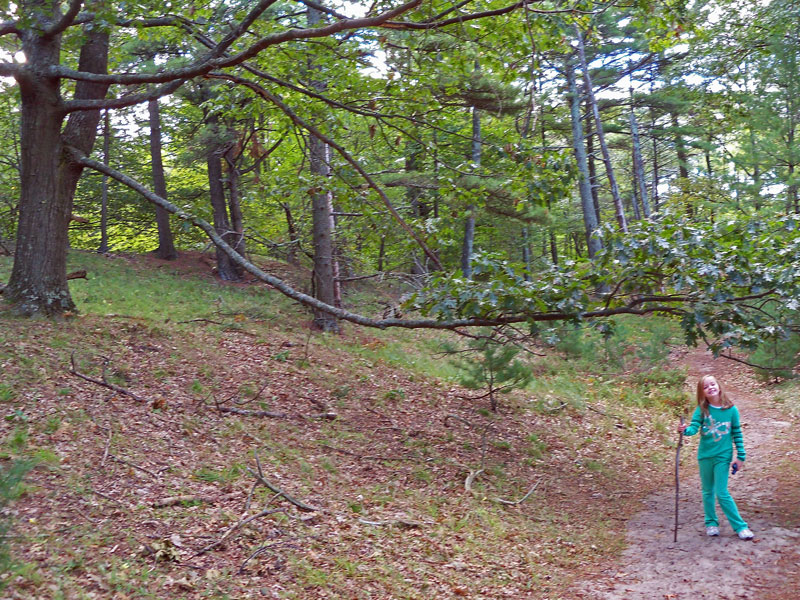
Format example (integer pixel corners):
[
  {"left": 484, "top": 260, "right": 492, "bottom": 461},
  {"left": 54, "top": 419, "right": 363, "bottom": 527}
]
[
  {"left": 566, "top": 59, "right": 602, "bottom": 259},
  {"left": 6, "top": 21, "right": 109, "bottom": 316},
  {"left": 148, "top": 99, "right": 178, "bottom": 260},
  {"left": 575, "top": 26, "right": 628, "bottom": 233}
]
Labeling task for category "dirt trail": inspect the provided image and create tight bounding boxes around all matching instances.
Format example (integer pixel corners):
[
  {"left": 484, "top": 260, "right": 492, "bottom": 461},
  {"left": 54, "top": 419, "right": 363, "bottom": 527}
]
[{"left": 576, "top": 347, "right": 800, "bottom": 600}]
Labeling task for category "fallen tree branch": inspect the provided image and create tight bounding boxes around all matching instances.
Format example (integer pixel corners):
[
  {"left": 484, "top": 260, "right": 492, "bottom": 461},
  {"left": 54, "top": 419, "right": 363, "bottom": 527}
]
[
  {"left": 69, "top": 352, "right": 146, "bottom": 402},
  {"left": 72, "top": 150, "right": 695, "bottom": 332},
  {"left": 444, "top": 414, "right": 473, "bottom": 429},
  {"left": 152, "top": 492, "right": 238, "bottom": 509},
  {"left": 108, "top": 454, "right": 161, "bottom": 478},
  {"left": 67, "top": 269, "right": 87, "bottom": 281},
  {"left": 249, "top": 453, "right": 321, "bottom": 513},
  {"left": 216, "top": 405, "right": 287, "bottom": 418},
  {"left": 101, "top": 428, "right": 112, "bottom": 467},
  {"left": 464, "top": 469, "right": 484, "bottom": 493},
  {"left": 493, "top": 479, "right": 542, "bottom": 506},
  {"left": 358, "top": 517, "right": 422, "bottom": 529}
]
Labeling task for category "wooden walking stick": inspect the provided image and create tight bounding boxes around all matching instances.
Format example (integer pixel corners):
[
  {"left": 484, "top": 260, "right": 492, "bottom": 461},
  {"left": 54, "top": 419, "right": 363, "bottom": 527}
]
[{"left": 673, "top": 412, "right": 686, "bottom": 543}]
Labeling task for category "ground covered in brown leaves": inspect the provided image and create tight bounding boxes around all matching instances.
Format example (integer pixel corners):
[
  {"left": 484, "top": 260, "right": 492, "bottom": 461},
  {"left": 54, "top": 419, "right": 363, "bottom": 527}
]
[{"left": 2, "top": 251, "right": 798, "bottom": 599}]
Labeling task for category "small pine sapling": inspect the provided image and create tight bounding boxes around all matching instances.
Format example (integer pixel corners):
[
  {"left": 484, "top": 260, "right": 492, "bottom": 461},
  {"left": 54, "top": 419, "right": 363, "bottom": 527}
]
[{"left": 448, "top": 331, "right": 533, "bottom": 411}]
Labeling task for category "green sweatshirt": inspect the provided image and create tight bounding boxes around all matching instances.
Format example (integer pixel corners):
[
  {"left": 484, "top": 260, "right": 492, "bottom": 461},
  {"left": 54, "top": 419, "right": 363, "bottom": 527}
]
[{"left": 683, "top": 405, "right": 746, "bottom": 462}]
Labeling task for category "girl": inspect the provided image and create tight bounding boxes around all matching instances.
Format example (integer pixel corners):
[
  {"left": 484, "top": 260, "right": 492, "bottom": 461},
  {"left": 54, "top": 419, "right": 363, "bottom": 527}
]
[{"left": 678, "top": 375, "right": 754, "bottom": 540}]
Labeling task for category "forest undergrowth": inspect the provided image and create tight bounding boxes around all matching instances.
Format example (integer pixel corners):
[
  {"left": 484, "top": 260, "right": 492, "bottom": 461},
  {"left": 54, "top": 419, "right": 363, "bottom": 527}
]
[{"left": 2, "top": 250, "right": 797, "bottom": 599}]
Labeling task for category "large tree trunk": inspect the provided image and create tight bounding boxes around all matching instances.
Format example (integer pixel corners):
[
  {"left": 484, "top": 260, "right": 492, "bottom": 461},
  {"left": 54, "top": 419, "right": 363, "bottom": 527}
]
[
  {"left": 575, "top": 26, "right": 627, "bottom": 233},
  {"left": 308, "top": 4, "right": 341, "bottom": 332},
  {"left": 566, "top": 59, "right": 602, "bottom": 259},
  {"left": 309, "top": 134, "right": 340, "bottom": 331},
  {"left": 6, "top": 16, "right": 109, "bottom": 316},
  {"left": 148, "top": 99, "right": 178, "bottom": 260}
]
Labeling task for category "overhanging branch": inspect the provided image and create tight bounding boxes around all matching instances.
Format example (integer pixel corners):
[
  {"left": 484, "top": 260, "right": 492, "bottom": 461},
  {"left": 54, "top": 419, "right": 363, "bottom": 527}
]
[{"left": 68, "top": 148, "right": 761, "bottom": 332}]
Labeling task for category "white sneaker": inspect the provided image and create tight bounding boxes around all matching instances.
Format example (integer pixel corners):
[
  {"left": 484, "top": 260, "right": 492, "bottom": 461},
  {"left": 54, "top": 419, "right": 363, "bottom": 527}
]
[
  {"left": 737, "top": 528, "right": 754, "bottom": 540},
  {"left": 706, "top": 526, "right": 720, "bottom": 536}
]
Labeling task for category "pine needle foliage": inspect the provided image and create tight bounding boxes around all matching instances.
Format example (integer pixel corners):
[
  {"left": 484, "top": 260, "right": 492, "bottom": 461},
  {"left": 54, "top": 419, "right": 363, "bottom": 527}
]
[{"left": 445, "top": 328, "right": 533, "bottom": 411}]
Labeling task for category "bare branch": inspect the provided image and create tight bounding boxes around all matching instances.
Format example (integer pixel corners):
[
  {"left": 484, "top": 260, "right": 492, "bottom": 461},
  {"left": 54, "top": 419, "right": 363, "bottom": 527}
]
[
  {"left": 69, "top": 351, "right": 146, "bottom": 402},
  {"left": 493, "top": 479, "right": 542, "bottom": 506},
  {"left": 385, "top": 0, "right": 579, "bottom": 30},
  {"left": 0, "top": 21, "right": 19, "bottom": 36},
  {"left": 43, "top": 0, "right": 84, "bottom": 38},
  {"left": 247, "top": 466, "right": 321, "bottom": 513},
  {"left": 216, "top": 405, "right": 288, "bottom": 418}
]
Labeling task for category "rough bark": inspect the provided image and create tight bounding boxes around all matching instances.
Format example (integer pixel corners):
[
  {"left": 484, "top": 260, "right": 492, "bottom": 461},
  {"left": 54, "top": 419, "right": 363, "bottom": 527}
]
[
  {"left": 6, "top": 9, "right": 109, "bottom": 316},
  {"left": 308, "top": 4, "right": 341, "bottom": 332},
  {"left": 207, "top": 141, "right": 241, "bottom": 282},
  {"left": 148, "top": 99, "right": 178, "bottom": 260}
]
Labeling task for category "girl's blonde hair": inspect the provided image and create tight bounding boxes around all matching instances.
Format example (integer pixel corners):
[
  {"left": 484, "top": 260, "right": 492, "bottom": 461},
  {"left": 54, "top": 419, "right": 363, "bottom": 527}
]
[{"left": 696, "top": 375, "right": 734, "bottom": 416}]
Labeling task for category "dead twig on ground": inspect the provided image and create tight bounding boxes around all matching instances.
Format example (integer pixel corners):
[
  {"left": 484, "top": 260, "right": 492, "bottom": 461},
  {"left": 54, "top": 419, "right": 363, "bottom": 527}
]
[
  {"left": 216, "top": 405, "right": 287, "bottom": 418},
  {"left": 101, "top": 428, "right": 112, "bottom": 467},
  {"left": 91, "top": 488, "right": 130, "bottom": 508},
  {"left": 238, "top": 540, "right": 299, "bottom": 574},
  {"left": 358, "top": 517, "right": 422, "bottom": 529},
  {"left": 152, "top": 492, "right": 238, "bottom": 509},
  {"left": 464, "top": 469, "right": 484, "bottom": 492},
  {"left": 248, "top": 453, "right": 322, "bottom": 513},
  {"left": 66, "top": 269, "right": 87, "bottom": 281},
  {"left": 178, "top": 318, "right": 224, "bottom": 325},
  {"left": 108, "top": 454, "right": 160, "bottom": 478},
  {"left": 444, "top": 414, "right": 493, "bottom": 492},
  {"left": 69, "top": 352, "right": 146, "bottom": 402},
  {"left": 493, "top": 479, "right": 542, "bottom": 506}
]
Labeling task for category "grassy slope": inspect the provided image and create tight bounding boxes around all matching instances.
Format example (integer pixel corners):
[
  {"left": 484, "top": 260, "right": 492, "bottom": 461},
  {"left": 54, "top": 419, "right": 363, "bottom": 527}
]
[{"left": 1, "top": 251, "right": 691, "bottom": 599}]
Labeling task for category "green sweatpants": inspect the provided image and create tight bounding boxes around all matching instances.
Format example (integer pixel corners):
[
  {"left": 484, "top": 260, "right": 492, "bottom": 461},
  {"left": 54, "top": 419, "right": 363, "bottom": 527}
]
[{"left": 698, "top": 454, "right": 748, "bottom": 533}]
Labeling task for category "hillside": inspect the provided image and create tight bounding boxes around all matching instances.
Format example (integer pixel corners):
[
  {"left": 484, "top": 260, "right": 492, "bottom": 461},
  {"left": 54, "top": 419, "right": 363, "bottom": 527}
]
[{"left": 1, "top": 251, "right": 798, "bottom": 599}]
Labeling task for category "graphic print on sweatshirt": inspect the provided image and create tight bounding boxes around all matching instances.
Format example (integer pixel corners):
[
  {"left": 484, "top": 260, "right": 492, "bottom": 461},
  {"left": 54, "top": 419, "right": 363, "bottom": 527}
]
[{"left": 702, "top": 414, "right": 731, "bottom": 442}]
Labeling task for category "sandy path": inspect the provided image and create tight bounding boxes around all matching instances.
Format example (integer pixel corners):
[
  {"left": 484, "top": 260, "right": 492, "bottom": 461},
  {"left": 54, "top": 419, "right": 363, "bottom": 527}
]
[{"left": 576, "top": 348, "right": 800, "bottom": 600}]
